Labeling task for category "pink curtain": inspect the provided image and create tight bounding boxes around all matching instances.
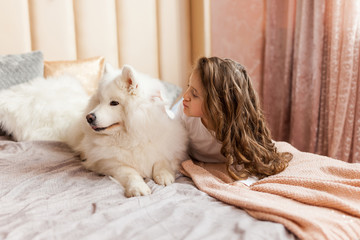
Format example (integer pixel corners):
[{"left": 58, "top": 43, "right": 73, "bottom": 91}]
[{"left": 262, "top": 0, "right": 360, "bottom": 162}]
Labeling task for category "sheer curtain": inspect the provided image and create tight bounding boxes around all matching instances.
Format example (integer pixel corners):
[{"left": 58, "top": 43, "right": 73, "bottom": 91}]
[{"left": 262, "top": 0, "right": 360, "bottom": 162}]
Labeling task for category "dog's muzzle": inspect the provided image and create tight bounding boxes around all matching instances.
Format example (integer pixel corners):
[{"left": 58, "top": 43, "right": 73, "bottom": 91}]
[
  {"left": 86, "top": 113, "right": 96, "bottom": 124},
  {"left": 86, "top": 113, "right": 103, "bottom": 131},
  {"left": 86, "top": 113, "right": 120, "bottom": 132}
]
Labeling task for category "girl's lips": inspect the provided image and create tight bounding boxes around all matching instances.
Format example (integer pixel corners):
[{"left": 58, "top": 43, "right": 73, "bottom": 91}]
[{"left": 183, "top": 102, "right": 188, "bottom": 108}]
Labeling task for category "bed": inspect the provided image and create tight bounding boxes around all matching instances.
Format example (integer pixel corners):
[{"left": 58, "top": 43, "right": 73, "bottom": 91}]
[{"left": 1, "top": 2, "right": 359, "bottom": 239}]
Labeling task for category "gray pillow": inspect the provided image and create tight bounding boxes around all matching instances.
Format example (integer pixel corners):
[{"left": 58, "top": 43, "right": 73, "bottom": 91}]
[
  {"left": 0, "top": 51, "right": 44, "bottom": 89},
  {"left": 0, "top": 51, "right": 44, "bottom": 136},
  {"left": 162, "top": 81, "right": 182, "bottom": 107}
]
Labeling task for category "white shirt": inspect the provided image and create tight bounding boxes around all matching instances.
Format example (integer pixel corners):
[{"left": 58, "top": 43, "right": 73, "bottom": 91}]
[
  {"left": 175, "top": 101, "right": 227, "bottom": 163},
  {"left": 173, "top": 100, "right": 260, "bottom": 186}
]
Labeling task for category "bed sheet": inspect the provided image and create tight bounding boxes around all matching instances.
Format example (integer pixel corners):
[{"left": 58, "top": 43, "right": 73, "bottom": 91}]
[{"left": 0, "top": 136, "right": 295, "bottom": 240}]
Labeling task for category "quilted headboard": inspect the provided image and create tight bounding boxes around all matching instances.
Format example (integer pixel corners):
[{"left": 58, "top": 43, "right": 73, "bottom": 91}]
[{"left": 0, "top": 0, "right": 209, "bottom": 90}]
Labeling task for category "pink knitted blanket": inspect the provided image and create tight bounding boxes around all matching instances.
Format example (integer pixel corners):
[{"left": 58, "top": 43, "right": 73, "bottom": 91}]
[{"left": 181, "top": 141, "right": 360, "bottom": 240}]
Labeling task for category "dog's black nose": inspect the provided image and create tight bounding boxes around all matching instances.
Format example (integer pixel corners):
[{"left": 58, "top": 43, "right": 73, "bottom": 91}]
[{"left": 86, "top": 113, "right": 96, "bottom": 124}]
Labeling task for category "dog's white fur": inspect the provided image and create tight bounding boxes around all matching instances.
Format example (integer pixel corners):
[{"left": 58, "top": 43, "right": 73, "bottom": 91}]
[
  {"left": 0, "top": 75, "right": 89, "bottom": 142},
  {"left": 68, "top": 64, "right": 188, "bottom": 197}
]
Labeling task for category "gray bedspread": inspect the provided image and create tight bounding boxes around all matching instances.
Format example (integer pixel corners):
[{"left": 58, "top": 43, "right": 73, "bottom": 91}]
[{"left": 0, "top": 136, "right": 295, "bottom": 240}]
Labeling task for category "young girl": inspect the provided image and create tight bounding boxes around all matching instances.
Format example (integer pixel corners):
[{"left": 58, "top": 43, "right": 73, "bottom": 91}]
[{"left": 175, "top": 56, "right": 292, "bottom": 181}]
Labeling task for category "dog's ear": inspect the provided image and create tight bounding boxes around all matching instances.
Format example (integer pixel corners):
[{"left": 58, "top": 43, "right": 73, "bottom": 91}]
[
  {"left": 101, "top": 63, "right": 121, "bottom": 85},
  {"left": 121, "top": 65, "right": 139, "bottom": 94},
  {"left": 104, "top": 63, "right": 115, "bottom": 74}
]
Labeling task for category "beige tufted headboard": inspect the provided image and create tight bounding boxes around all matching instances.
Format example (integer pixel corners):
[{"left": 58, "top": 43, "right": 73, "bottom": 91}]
[{"left": 0, "top": 0, "right": 210, "bottom": 90}]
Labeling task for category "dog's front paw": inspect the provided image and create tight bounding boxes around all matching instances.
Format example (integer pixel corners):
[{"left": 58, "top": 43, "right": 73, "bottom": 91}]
[
  {"left": 125, "top": 181, "right": 151, "bottom": 197},
  {"left": 154, "top": 170, "right": 175, "bottom": 186}
]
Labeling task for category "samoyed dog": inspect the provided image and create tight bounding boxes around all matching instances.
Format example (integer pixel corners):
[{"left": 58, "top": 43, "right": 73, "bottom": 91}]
[{"left": 69, "top": 64, "right": 188, "bottom": 197}]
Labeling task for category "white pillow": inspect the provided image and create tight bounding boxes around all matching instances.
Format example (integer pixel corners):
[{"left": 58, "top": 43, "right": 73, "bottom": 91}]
[{"left": 0, "top": 75, "right": 89, "bottom": 142}]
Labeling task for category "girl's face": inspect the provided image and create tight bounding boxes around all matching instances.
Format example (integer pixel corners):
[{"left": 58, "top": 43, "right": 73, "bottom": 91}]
[{"left": 182, "top": 71, "right": 205, "bottom": 119}]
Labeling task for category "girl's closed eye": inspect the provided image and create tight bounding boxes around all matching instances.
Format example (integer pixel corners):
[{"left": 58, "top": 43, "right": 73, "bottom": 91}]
[
  {"left": 186, "top": 83, "right": 199, "bottom": 98},
  {"left": 191, "top": 89, "right": 198, "bottom": 98}
]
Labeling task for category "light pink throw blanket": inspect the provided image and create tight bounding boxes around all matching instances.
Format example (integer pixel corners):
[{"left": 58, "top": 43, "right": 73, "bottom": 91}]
[{"left": 181, "top": 141, "right": 360, "bottom": 240}]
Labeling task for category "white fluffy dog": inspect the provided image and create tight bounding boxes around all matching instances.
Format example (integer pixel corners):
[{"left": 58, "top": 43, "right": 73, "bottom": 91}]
[{"left": 69, "top": 64, "right": 188, "bottom": 197}]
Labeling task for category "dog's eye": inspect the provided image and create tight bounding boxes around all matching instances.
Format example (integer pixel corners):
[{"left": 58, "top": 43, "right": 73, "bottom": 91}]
[{"left": 110, "top": 101, "right": 119, "bottom": 106}]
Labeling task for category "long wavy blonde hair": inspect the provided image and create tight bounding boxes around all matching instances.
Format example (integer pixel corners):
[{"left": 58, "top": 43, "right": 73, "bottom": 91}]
[{"left": 195, "top": 57, "right": 292, "bottom": 180}]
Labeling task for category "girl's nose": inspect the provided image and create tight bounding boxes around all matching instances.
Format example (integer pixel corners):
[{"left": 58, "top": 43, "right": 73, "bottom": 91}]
[{"left": 183, "top": 90, "right": 190, "bottom": 101}]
